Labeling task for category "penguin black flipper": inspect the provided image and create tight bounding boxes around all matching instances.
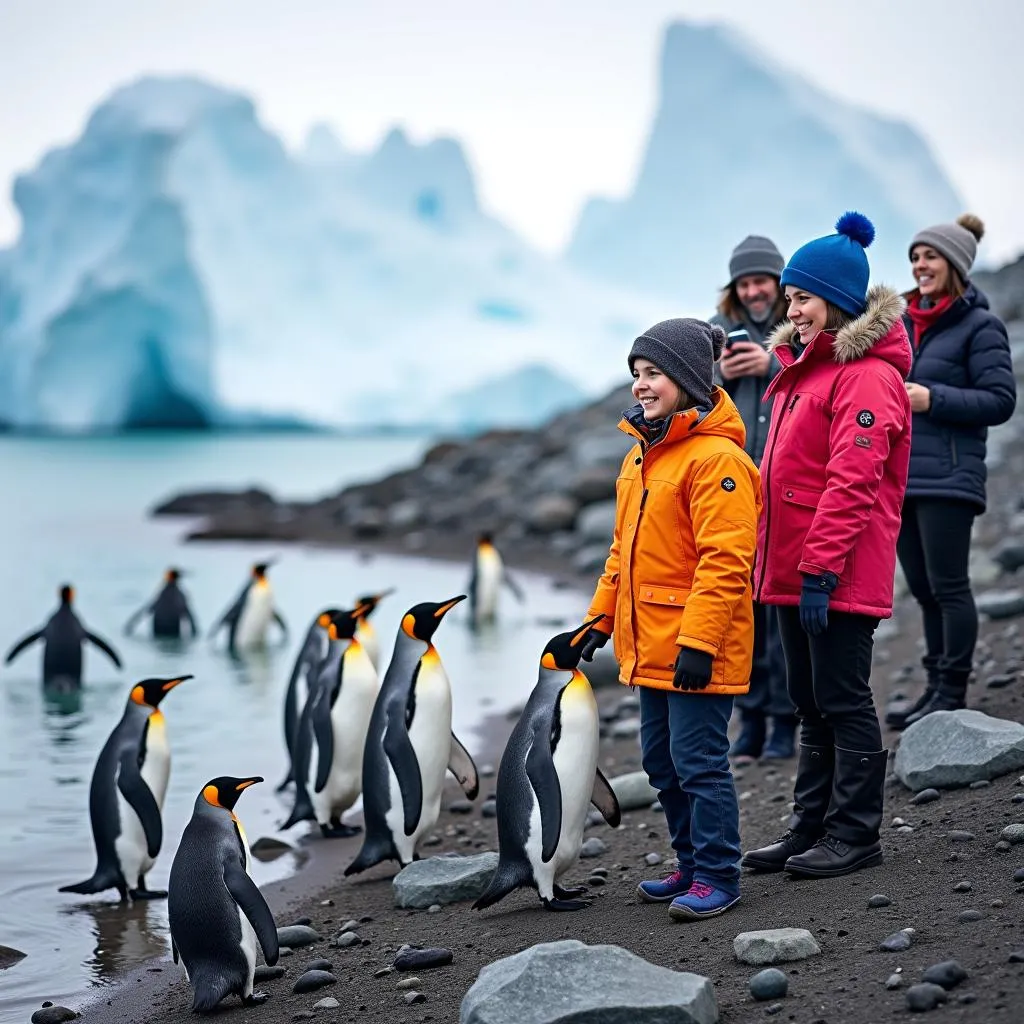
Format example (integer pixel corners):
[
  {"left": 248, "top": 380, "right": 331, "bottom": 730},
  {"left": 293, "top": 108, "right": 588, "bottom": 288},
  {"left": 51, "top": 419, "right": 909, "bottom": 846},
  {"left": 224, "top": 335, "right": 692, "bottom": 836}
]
[
  {"left": 116, "top": 750, "right": 162, "bottom": 859},
  {"left": 590, "top": 766, "right": 621, "bottom": 828},
  {"left": 524, "top": 710, "right": 562, "bottom": 864},
  {"left": 223, "top": 858, "right": 280, "bottom": 966},
  {"left": 123, "top": 603, "right": 152, "bottom": 637},
  {"left": 311, "top": 687, "right": 335, "bottom": 793},
  {"left": 467, "top": 561, "right": 479, "bottom": 627},
  {"left": 87, "top": 632, "right": 122, "bottom": 668},
  {"left": 4, "top": 629, "right": 44, "bottom": 664},
  {"left": 210, "top": 591, "right": 245, "bottom": 645},
  {"left": 448, "top": 733, "right": 480, "bottom": 799},
  {"left": 273, "top": 609, "right": 289, "bottom": 637},
  {"left": 171, "top": 935, "right": 179, "bottom": 965},
  {"left": 502, "top": 570, "right": 526, "bottom": 603},
  {"left": 383, "top": 695, "right": 422, "bottom": 838}
]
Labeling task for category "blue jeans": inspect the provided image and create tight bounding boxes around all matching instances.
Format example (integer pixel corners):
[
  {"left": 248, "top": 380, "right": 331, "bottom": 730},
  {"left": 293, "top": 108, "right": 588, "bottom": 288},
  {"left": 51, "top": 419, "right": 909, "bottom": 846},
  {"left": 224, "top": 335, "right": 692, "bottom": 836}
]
[{"left": 639, "top": 687, "right": 741, "bottom": 896}]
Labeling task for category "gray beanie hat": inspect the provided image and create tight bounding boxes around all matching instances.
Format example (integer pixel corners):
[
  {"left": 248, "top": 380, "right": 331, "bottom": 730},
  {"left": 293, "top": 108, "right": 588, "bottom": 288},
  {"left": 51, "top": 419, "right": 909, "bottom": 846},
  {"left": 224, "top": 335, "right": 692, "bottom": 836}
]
[
  {"left": 729, "top": 234, "right": 785, "bottom": 284},
  {"left": 910, "top": 213, "right": 985, "bottom": 282},
  {"left": 628, "top": 318, "right": 727, "bottom": 407}
]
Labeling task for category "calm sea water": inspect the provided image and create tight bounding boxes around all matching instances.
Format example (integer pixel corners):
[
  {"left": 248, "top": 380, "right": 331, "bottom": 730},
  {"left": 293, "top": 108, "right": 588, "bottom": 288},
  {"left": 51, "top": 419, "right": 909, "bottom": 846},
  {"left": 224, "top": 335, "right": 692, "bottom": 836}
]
[{"left": 0, "top": 433, "right": 588, "bottom": 1023}]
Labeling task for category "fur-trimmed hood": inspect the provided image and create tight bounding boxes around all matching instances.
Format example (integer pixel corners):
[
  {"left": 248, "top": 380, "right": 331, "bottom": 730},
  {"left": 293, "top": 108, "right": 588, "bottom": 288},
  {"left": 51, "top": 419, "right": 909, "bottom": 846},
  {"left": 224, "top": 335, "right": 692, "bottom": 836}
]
[{"left": 767, "top": 285, "right": 910, "bottom": 373}]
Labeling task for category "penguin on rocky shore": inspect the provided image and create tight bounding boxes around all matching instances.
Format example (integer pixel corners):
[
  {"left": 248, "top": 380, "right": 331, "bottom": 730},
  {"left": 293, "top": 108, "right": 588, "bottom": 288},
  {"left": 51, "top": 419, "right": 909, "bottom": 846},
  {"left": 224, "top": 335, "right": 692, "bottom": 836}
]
[
  {"left": 169, "top": 775, "right": 279, "bottom": 1014},
  {"left": 353, "top": 589, "right": 393, "bottom": 670},
  {"left": 473, "top": 615, "right": 620, "bottom": 912},
  {"left": 123, "top": 569, "right": 199, "bottom": 640},
  {"left": 4, "top": 585, "right": 121, "bottom": 688},
  {"left": 467, "top": 533, "right": 524, "bottom": 629},
  {"left": 59, "top": 675, "right": 191, "bottom": 901},
  {"left": 345, "top": 595, "right": 478, "bottom": 875},
  {"left": 210, "top": 561, "right": 288, "bottom": 656}
]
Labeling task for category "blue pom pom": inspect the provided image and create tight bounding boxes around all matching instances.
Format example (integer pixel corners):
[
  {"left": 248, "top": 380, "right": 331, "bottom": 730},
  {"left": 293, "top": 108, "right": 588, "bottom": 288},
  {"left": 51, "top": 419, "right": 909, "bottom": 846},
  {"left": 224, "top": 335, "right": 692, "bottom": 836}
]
[{"left": 835, "top": 211, "right": 875, "bottom": 249}]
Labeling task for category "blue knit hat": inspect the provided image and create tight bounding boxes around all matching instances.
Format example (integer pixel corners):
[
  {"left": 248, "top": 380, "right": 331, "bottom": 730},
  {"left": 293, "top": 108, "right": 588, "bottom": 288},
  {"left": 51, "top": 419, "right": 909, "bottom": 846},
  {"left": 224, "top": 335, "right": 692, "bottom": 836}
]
[{"left": 780, "top": 212, "right": 876, "bottom": 315}]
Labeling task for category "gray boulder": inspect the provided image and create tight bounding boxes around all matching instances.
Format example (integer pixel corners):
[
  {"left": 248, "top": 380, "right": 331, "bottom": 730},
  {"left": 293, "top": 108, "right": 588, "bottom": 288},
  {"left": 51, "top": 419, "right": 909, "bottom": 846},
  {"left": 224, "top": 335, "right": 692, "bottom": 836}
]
[
  {"left": 460, "top": 939, "right": 718, "bottom": 1024},
  {"left": 733, "top": 928, "right": 821, "bottom": 966},
  {"left": 894, "top": 710, "right": 1024, "bottom": 790},
  {"left": 576, "top": 500, "right": 617, "bottom": 543},
  {"left": 526, "top": 495, "right": 578, "bottom": 535},
  {"left": 976, "top": 589, "right": 1024, "bottom": 620},
  {"left": 394, "top": 852, "right": 499, "bottom": 909},
  {"left": 610, "top": 771, "right": 659, "bottom": 811}
]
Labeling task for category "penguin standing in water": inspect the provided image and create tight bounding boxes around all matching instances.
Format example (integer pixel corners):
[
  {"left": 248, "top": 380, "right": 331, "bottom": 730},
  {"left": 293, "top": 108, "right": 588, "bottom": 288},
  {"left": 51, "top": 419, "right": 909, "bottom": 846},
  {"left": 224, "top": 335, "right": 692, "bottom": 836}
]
[
  {"left": 123, "top": 569, "right": 199, "bottom": 640},
  {"left": 60, "top": 675, "right": 191, "bottom": 901},
  {"left": 468, "top": 533, "right": 525, "bottom": 629},
  {"left": 277, "top": 606, "right": 341, "bottom": 791},
  {"left": 210, "top": 561, "right": 288, "bottom": 656},
  {"left": 283, "top": 604, "right": 380, "bottom": 837},
  {"left": 345, "top": 595, "right": 479, "bottom": 875},
  {"left": 169, "top": 776, "right": 279, "bottom": 1014},
  {"left": 474, "top": 616, "right": 620, "bottom": 912},
  {"left": 353, "top": 589, "right": 393, "bottom": 671},
  {"left": 4, "top": 585, "right": 122, "bottom": 688}
]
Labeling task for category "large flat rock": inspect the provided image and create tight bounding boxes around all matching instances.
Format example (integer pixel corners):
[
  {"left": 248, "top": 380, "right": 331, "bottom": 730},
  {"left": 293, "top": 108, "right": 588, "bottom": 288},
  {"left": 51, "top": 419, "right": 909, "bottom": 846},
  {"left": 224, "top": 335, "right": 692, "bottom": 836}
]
[
  {"left": 460, "top": 940, "right": 718, "bottom": 1024},
  {"left": 894, "top": 709, "right": 1024, "bottom": 791},
  {"left": 610, "top": 771, "right": 659, "bottom": 811},
  {"left": 394, "top": 852, "right": 499, "bottom": 909},
  {"left": 733, "top": 928, "right": 821, "bottom": 966}
]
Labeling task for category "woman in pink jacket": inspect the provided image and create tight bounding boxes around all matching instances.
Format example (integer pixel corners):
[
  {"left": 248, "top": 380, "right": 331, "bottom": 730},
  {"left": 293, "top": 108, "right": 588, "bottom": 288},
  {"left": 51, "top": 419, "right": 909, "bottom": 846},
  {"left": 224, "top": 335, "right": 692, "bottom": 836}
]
[{"left": 742, "top": 213, "right": 912, "bottom": 880}]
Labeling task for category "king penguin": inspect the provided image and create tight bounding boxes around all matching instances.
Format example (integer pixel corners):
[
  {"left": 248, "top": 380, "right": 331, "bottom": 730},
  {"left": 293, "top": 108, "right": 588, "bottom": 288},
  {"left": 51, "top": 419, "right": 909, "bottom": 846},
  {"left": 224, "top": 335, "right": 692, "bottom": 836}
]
[
  {"left": 283, "top": 603, "right": 380, "bottom": 837},
  {"left": 277, "top": 606, "right": 341, "bottom": 791},
  {"left": 468, "top": 533, "right": 525, "bottom": 629},
  {"left": 353, "top": 589, "right": 393, "bottom": 671},
  {"left": 210, "top": 561, "right": 288, "bottom": 656},
  {"left": 123, "top": 569, "right": 199, "bottom": 640},
  {"left": 168, "top": 775, "right": 279, "bottom": 1014},
  {"left": 5, "top": 585, "right": 122, "bottom": 689},
  {"left": 473, "top": 615, "right": 621, "bottom": 912},
  {"left": 59, "top": 675, "right": 191, "bottom": 901},
  {"left": 345, "top": 595, "right": 479, "bottom": 875}
]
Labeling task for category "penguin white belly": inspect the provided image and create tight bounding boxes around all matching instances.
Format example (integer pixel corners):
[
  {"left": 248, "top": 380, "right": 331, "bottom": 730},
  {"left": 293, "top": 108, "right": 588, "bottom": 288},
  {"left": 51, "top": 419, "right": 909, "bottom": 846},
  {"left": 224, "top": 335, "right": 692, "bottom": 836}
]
[
  {"left": 386, "top": 650, "right": 452, "bottom": 863},
  {"left": 313, "top": 646, "right": 380, "bottom": 824},
  {"left": 356, "top": 621, "right": 380, "bottom": 671},
  {"left": 115, "top": 713, "right": 170, "bottom": 887},
  {"left": 235, "top": 816, "right": 257, "bottom": 996},
  {"left": 235, "top": 588, "right": 274, "bottom": 649},
  {"left": 474, "top": 550, "right": 503, "bottom": 622}
]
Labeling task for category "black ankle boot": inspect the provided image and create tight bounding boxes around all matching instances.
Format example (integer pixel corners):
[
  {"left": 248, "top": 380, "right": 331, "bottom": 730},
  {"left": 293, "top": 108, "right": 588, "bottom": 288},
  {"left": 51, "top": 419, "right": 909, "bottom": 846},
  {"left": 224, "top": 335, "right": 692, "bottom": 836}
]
[
  {"left": 904, "top": 670, "right": 970, "bottom": 727},
  {"left": 742, "top": 744, "right": 833, "bottom": 872},
  {"left": 730, "top": 711, "right": 766, "bottom": 759},
  {"left": 885, "top": 685, "right": 936, "bottom": 730},
  {"left": 785, "top": 748, "right": 887, "bottom": 879}
]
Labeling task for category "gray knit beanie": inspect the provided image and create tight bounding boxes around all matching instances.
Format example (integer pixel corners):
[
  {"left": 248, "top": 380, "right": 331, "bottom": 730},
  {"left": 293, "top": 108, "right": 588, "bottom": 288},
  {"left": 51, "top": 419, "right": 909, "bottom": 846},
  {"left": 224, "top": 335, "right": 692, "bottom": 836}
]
[
  {"left": 729, "top": 235, "right": 785, "bottom": 284},
  {"left": 909, "top": 213, "right": 985, "bottom": 282},
  {"left": 628, "top": 318, "right": 727, "bottom": 407}
]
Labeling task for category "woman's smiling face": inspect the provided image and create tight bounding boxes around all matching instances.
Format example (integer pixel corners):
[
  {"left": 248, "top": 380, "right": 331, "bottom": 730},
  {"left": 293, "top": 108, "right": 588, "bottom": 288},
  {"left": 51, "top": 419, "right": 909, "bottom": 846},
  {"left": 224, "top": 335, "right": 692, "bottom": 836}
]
[{"left": 631, "top": 358, "right": 683, "bottom": 421}]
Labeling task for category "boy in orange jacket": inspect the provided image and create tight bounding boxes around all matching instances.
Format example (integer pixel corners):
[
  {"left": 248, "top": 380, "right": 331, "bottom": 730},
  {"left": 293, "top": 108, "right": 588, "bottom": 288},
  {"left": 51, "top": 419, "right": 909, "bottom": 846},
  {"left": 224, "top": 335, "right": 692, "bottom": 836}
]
[{"left": 583, "top": 318, "right": 760, "bottom": 919}]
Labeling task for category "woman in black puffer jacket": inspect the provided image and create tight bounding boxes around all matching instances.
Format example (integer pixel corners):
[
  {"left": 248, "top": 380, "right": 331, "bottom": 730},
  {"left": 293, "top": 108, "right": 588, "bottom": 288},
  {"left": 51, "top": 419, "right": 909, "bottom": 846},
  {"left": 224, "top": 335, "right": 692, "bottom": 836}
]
[{"left": 888, "top": 214, "right": 1017, "bottom": 730}]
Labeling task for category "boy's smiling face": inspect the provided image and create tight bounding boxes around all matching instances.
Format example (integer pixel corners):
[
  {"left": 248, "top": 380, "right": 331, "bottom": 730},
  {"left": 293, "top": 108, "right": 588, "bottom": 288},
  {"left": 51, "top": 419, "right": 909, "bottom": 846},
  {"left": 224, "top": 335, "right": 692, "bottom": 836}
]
[{"left": 631, "top": 358, "right": 682, "bottom": 421}]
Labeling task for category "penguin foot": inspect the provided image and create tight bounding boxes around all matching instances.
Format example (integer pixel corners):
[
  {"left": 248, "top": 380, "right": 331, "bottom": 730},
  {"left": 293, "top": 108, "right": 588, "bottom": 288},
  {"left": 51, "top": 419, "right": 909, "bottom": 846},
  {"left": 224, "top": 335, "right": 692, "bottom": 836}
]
[
  {"left": 320, "top": 823, "right": 362, "bottom": 839},
  {"left": 553, "top": 883, "right": 588, "bottom": 899},
  {"left": 542, "top": 897, "right": 590, "bottom": 912},
  {"left": 129, "top": 888, "right": 168, "bottom": 900},
  {"left": 243, "top": 991, "right": 269, "bottom": 1005}
]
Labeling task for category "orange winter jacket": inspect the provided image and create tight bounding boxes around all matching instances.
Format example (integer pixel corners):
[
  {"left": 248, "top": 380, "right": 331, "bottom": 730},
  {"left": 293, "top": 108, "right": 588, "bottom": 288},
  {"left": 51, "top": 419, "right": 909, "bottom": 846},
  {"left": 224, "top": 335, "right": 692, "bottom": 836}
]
[{"left": 587, "top": 388, "right": 761, "bottom": 694}]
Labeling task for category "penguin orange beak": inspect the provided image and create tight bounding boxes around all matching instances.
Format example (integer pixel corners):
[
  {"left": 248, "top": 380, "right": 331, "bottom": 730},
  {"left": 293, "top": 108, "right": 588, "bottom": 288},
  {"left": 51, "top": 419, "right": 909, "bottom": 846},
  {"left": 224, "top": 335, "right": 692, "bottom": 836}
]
[
  {"left": 434, "top": 595, "right": 467, "bottom": 618},
  {"left": 570, "top": 614, "right": 606, "bottom": 647},
  {"left": 162, "top": 674, "right": 193, "bottom": 691},
  {"left": 235, "top": 777, "right": 263, "bottom": 791}
]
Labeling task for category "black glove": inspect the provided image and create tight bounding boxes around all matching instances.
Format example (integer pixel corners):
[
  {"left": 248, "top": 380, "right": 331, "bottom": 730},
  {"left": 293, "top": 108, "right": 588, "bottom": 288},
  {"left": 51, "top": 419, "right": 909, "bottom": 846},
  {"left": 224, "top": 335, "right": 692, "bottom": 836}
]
[
  {"left": 799, "top": 572, "right": 839, "bottom": 637},
  {"left": 580, "top": 629, "right": 610, "bottom": 662},
  {"left": 672, "top": 647, "right": 714, "bottom": 691}
]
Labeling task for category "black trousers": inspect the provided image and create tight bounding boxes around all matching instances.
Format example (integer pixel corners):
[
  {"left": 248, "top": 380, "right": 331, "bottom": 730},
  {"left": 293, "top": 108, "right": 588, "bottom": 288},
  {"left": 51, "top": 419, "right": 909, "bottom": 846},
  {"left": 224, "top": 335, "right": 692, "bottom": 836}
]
[
  {"left": 736, "top": 602, "right": 795, "bottom": 718},
  {"left": 777, "top": 607, "right": 882, "bottom": 752},
  {"left": 896, "top": 496, "right": 978, "bottom": 679}
]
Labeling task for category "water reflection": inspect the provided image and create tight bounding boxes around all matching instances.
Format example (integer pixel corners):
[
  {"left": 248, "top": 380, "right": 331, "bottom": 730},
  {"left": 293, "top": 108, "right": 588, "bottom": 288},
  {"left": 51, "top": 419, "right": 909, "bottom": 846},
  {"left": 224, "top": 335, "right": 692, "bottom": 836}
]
[
  {"left": 43, "top": 684, "right": 83, "bottom": 718},
  {"left": 63, "top": 900, "right": 168, "bottom": 981}
]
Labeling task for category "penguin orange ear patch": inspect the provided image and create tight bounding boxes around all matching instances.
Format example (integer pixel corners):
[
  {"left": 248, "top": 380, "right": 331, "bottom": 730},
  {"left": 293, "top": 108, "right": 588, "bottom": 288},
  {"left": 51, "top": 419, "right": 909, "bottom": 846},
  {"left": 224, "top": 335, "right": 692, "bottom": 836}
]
[
  {"left": 541, "top": 652, "right": 558, "bottom": 669},
  {"left": 202, "top": 784, "right": 222, "bottom": 807}
]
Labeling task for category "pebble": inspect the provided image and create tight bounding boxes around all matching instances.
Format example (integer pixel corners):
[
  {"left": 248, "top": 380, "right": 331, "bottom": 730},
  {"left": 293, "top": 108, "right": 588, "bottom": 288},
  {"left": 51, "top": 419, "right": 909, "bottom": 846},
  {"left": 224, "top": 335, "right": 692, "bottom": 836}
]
[
  {"left": 580, "top": 837, "right": 607, "bottom": 859},
  {"left": 969, "top": 780, "right": 991, "bottom": 789},
  {"left": 922, "top": 961, "right": 968, "bottom": 990},
  {"left": 765, "top": 1004, "right": 783, "bottom": 1016},
  {"left": 644, "top": 852, "right": 663, "bottom": 866},
  {"left": 427, "top": 904, "right": 442, "bottom": 914},
  {"left": 313, "top": 997, "right": 340, "bottom": 1010},
  {"left": 885, "top": 973, "right": 903, "bottom": 990},
  {"left": 1011, "top": 794, "right": 1024, "bottom": 804},
  {"left": 374, "top": 967, "right": 394, "bottom": 978},
  {"left": 339, "top": 919, "right": 359, "bottom": 932},
  {"left": 404, "top": 991, "right": 427, "bottom": 1005},
  {"left": 958, "top": 909, "right": 983, "bottom": 922},
  {"left": 946, "top": 830, "right": 975, "bottom": 842},
  {"left": 991, "top": 898, "right": 1005, "bottom": 908},
  {"left": 481, "top": 799, "right": 497, "bottom": 819},
  {"left": 422, "top": 834, "right": 442, "bottom": 847},
  {"left": 447, "top": 799, "right": 474, "bottom": 814},
  {"left": 1008, "top": 950, "right": 1024, "bottom": 963},
  {"left": 255, "top": 965, "right": 286, "bottom": 981},
  {"left": 891, "top": 817, "right": 908, "bottom": 827},
  {"left": 867, "top": 894, "right": 891, "bottom": 908},
  {"left": 906, "top": 983, "right": 948, "bottom": 1012},
  {"left": 749, "top": 967, "right": 788, "bottom": 1000},
  {"left": 957, "top": 993, "right": 977, "bottom": 1005},
  {"left": 30, "top": 1009, "right": 78, "bottom": 1024},
  {"left": 996, "top": 841, "right": 1012, "bottom": 852},
  {"left": 587, "top": 875, "right": 607, "bottom": 887},
  {"left": 333, "top": 932, "right": 360, "bottom": 948},
  {"left": 986, "top": 673, "right": 1017, "bottom": 688},
  {"left": 304, "top": 958, "right": 333, "bottom": 973},
  {"left": 911, "top": 788, "right": 941, "bottom": 806},
  {"left": 953, "top": 881, "right": 973, "bottom": 892},
  {"left": 396, "top": 977, "right": 422, "bottom": 990},
  {"left": 394, "top": 947, "right": 453, "bottom": 971},
  {"left": 480, "top": 764, "right": 496, "bottom": 777},
  {"left": 897, "top": 825, "right": 915, "bottom": 835},
  {"left": 880, "top": 930, "right": 914, "bottom": 952},
  {"left": 292, "top": 970, "right": 337, "bottom": 994},
  {"left": 1001, "top": 823, "right": 1024, "bottom": 844},
  {"left": 1014, "top": 867, "right": 1024, "bottom": 883},
  {"left": 277, "top": 925, "right": 321, "bottom": 948}
]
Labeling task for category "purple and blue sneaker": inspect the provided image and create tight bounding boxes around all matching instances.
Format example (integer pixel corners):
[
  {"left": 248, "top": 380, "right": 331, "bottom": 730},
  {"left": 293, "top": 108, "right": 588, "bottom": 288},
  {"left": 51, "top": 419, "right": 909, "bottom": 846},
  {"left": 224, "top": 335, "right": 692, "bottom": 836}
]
[
  {"left": 668, "top": 881, "right": 741, "bottom": 921},
  {"left": 636, "top": 868, "right": 693, "bottom": 904}
]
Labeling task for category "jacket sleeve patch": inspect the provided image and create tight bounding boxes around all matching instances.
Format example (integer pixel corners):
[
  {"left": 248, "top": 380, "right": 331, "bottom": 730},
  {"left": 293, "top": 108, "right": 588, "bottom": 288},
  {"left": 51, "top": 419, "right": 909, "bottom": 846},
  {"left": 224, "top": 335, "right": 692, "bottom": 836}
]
[
  {"left": 854, "top": 434, "right": 872, "bottom": 448},
  {"left": 720, "top": 477, "right": 737, "bottom": 492},
  {"left": 856, "top": 409, "right": 875, "bottom": 427}
]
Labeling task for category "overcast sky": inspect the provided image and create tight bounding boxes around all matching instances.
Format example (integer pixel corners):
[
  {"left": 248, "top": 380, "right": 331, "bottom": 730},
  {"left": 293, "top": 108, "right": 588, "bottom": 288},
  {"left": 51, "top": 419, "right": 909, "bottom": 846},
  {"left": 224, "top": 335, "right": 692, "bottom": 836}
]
[{"left": 1, "top": 0, "right": 1021, "bottom": 264}]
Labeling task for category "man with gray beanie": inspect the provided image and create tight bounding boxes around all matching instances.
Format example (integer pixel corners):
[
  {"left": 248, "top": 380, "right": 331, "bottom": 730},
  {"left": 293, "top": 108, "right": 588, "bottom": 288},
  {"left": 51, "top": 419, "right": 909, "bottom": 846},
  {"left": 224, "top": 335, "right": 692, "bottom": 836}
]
[{"left": 710, "top": 234, "right": 796, "bottom": 762}]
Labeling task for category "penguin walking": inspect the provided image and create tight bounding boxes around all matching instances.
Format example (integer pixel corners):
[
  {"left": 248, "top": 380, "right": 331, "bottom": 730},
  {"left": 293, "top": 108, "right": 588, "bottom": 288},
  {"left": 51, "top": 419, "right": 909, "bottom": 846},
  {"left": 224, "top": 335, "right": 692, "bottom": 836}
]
[
  {"left": 210, "top": 561, "right": 288, "bottom": 656},
  {"left": 353, "top": 589, "right": 393, "bottom": 671},
  {"left": 277, "top": 606, "right": 341, "bottom": 791},
  {"left": 123, "top": 569, "right": 199, "bottom": 640},
  {"left": 345, "top": 595, "right": 479, "bottom": 875},
  {"left": 282, "top": 604, "right": 380, "bottom": 837},
  {"left": 468, "top": 533, "right": 525, "bottom": 629},
  {"left": 5, "top": 584, "right": 121, "bottom": 688},
  {"left": 473, "top": 616, "right": 621, "bottom": 912},
  {"left": 59, "top": 675, "right": 191, "bottom": 901},
  {"left": 169, "top": 776, "right": 279, "bottom": 1014}
]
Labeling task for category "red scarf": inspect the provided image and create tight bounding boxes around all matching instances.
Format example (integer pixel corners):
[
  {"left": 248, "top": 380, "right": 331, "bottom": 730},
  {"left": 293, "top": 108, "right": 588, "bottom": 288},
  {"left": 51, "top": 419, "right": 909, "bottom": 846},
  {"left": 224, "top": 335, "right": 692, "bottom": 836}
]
[{"left": 906, "top": 293, "right": 953, "bottom": 349}]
